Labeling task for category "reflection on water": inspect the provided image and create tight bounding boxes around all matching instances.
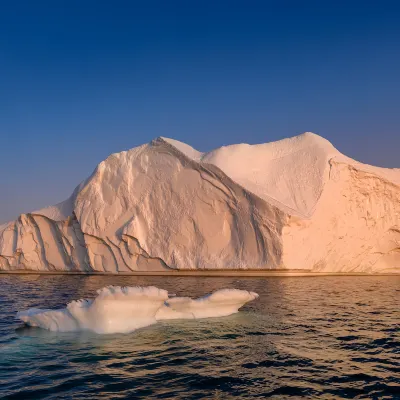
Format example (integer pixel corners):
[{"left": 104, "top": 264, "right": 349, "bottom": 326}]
[{"left": 0, "top": 275, "right": 399, "bottom": 399}]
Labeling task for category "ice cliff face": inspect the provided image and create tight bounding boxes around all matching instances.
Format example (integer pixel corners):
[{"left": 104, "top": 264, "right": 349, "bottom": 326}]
[{"left": 1, "top": 133, "right": 399, "bottom": 273}]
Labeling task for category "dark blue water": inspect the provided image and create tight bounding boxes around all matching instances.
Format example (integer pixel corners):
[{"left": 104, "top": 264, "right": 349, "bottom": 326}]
[{"left": 0, "top": 275, "right": 399, "bottom": 399}]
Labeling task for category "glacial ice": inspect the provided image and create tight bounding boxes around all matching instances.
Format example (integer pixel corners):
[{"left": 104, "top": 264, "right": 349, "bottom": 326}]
[
  {"left": 2, "top": 132, "right": 400, "bottom": 273},
  {"left": 17, "top": 286, "right": 258, "bottom": 334},
  {"left": 155, "top": 289, "right": 259, "bottom": 320}
]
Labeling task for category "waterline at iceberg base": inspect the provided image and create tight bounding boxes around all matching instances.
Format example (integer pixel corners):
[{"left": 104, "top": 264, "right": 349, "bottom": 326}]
[{"left": 1, "top": 132, "right": 399, "bottom": 273}]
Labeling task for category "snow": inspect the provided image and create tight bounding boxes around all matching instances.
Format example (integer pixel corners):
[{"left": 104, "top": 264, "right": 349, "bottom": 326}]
[
  {"left": 31, "top": 197, "right": 74, "bottom": 221},
  {"left": 159, "top": 133, "right": 340, "bottom": 217},
  {"left": 160, "top": 137, "right": 203, "bottom": 162},
  {"left": 17, "top": 286, "right": 258, "bottom": 334},
  {"left": 200, "top": 132, "right": 339, "bottom": 217}
]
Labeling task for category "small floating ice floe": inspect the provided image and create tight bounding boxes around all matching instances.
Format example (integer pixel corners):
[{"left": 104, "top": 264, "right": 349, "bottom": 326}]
[{"left": 17, "top": 286, "right": 258, "bottom": 334}]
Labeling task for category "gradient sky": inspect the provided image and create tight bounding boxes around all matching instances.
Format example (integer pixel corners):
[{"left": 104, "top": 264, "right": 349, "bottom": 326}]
[{"left": 1, "top": 1, "right": 399, "bottom": 223}]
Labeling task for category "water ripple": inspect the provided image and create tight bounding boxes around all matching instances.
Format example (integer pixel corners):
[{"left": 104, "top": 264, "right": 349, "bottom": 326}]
[{"left": 0, "top": 275, "right": 399, "bottom": 399}]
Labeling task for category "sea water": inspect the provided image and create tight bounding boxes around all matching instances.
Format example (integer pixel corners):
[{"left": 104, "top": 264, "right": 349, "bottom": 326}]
[{"left": 0, "top": 275, "right": 398, "bottom": 399}]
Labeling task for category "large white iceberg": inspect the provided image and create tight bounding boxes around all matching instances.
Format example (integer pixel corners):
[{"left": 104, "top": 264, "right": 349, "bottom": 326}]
[
  {"left": 17, "top": 286, "right": 259, "bottom": 334},
  {"left": 1, "top": 132, "right": 400, "bottom": 273}
]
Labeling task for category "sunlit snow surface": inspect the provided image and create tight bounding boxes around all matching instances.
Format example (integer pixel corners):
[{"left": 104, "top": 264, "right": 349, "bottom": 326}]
[{"left": 17, "top": 286, "right": 259, "bottom": 334}]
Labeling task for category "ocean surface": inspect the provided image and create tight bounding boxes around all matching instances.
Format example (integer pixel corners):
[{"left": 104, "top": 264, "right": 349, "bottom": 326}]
[{"left": 0, "top": 275, "right": 398, "bottom": 399}]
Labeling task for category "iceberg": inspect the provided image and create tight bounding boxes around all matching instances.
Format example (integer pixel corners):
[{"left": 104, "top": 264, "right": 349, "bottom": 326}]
[
  {"left": 17, "top": 286, "right": 258, "bottom": 334},
  {"left": 2, "top": 132, "right": 400, "bottom": 273}
]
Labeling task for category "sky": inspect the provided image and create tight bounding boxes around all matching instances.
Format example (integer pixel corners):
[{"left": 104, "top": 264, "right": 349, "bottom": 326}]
[{"left": 1, "top": 0, "right": 399, "bottom": 223}]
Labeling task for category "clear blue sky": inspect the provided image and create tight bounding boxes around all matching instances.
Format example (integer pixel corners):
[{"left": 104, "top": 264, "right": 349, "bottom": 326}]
[{"left": 1, "top": 1, "right": 399, "bottom": 223}]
